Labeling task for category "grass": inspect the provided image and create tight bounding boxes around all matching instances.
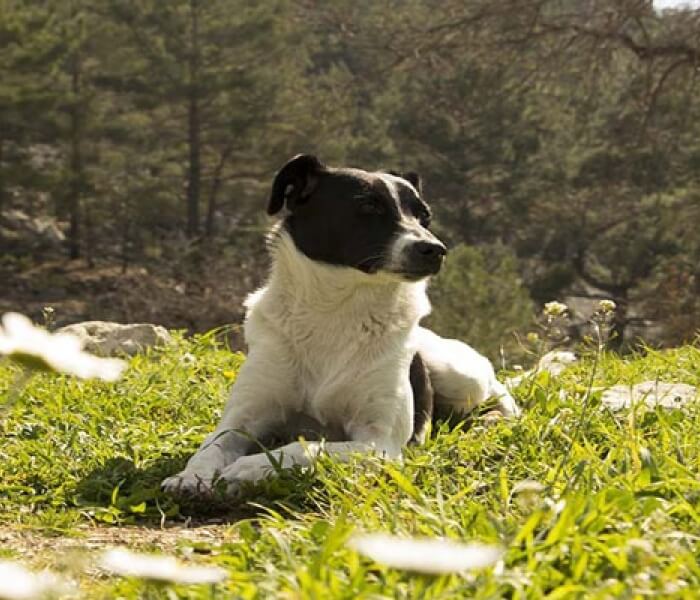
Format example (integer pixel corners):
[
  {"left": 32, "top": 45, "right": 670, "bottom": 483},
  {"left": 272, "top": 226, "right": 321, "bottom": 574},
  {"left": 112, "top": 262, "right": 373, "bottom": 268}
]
[{"left": 1, "top": 331, "right": 700, "bottom": 598}]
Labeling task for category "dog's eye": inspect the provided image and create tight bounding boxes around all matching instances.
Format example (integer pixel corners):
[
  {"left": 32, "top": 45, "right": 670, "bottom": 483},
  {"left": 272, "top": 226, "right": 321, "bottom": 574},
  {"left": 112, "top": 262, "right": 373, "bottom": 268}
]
[
  {"left": 418, "top": 211, "right": 431, "bottom": 228},
  {"left": 358, "top": 198, "right": 386, "bottom": 216}
]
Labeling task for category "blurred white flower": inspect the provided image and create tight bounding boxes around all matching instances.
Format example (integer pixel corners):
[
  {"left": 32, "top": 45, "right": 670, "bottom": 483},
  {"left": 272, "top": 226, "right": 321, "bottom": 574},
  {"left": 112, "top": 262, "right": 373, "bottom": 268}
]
[
  {"left": 0, "top": 560, "right": 70, "bottom": 600},
  {"left": 639, "top": 446, "right": 654, "bottom": 468},
  {"left": 348, "top": 533, "right": 503, "bottom": 574},
  {"left": 626, "top": 538, "right": 654, "bottom": 554},
  {"left": 180, "top": 352, "right": 197, "bottom": 366},
  {"left": 544, "top": 498, "right": 567, "bottom": 515},
  {"left": 543, "top": 301, "right": 568, "bottom": 317},
  {"left": 0, "top": 313, "right": 125, "bottom": 381},
  {"left": 511, "top": 480, "right": 546, "bottom": 496},
  {"left": 510, "top": 479, "right": 546, "bottom": 508},
  {"left": 598, "top": 299, "right": 616, "bottom": 314},
  {"left": 99, "top": 548, "right": 227, "bottom": 585}
]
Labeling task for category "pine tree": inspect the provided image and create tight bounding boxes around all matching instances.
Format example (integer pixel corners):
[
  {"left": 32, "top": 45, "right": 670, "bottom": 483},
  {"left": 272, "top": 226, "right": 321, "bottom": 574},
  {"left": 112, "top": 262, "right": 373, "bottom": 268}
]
[
  {"left": 103, "top": 0, "right": 309, "bottom": 238},
  {"left": 0, "top": 2, "right": 63, "bottom": 217}
]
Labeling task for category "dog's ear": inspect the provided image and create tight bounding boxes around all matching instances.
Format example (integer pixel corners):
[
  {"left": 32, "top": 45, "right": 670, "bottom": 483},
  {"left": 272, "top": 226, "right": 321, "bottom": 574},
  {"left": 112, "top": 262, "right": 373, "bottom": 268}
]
[
  {"left": 402, "top": 171, "right": 422, "bottom": 192},
  {"left": 388, "top": 170, "right": 422, "bottom": 194},
  {"left": 268, "top": 154, "right": 325, "bottom": 215}
]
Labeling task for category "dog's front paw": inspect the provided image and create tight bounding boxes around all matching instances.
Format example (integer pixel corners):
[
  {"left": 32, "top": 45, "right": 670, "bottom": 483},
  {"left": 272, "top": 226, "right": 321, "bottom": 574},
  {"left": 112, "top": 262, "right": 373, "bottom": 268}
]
[
  {"left": 494, "top": 394, "right": 521, "bottom": 418},
  {"left": 161, "top": 471, "right": 215, "bottom": 498},
  {"left": 216, "top": 455, "right": 277, "bottom": 497}
]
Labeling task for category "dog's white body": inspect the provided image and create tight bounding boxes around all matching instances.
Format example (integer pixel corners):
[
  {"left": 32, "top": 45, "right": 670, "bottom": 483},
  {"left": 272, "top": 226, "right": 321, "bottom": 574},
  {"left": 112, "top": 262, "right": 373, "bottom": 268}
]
[{"left": 163, "top": 230, "right": 518, "bottom": 496}]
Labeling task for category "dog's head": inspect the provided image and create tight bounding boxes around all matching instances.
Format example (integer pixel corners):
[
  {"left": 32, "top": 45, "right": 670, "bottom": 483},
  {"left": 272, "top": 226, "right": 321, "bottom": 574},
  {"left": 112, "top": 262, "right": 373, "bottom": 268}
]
[{"left": 268, "top": 154, "right": 447, "bottom": 281}]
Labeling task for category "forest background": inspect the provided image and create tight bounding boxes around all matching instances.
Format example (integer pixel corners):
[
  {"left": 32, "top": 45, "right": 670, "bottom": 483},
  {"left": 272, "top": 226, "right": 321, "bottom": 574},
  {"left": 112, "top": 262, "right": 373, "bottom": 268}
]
[{"left": 2, "top": 0, "right": 699, "bottom": 362}]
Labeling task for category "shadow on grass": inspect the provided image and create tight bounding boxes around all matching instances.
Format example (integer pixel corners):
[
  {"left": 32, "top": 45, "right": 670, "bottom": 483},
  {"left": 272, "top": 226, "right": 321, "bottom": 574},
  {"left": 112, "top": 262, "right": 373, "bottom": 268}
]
[
  {"left": 74, "top": 453, "right": 320, "bottom": 527},
  {"left": 74, "top": 409, "right": 491, "bottom": 528}
]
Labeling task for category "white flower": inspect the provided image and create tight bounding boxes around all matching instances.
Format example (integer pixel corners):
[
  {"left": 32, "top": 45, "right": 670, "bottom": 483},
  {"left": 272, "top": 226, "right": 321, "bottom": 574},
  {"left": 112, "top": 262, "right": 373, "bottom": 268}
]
[
  {"left": 511, "top": 480, "right": 546, "bottom": 496},
  {"left": 348, "top": 533, "right": 503, "bottom": 574},
  {"left": 180, "top": 352, "right": 197, "bottom": 366},
  {"left": 0, "top": 560, "right": 70, "bottom": 600},
  {"left": 543, "top": 301, "right": 568, "bottom": 317},
  {"left": 0, "top": 313, "right": 126, "bottom": 381},
  {"left": 598, "top": 299, "right": 616, "bottom": 313},
  {"left": 544, "top": 498, "right": 567, "bottom": 515},
  {"left": 638, "top": 446, "right": 653, "bottom": 467},
  {"left": 99, "top": 548, "right": 227, "bottom": 585}
]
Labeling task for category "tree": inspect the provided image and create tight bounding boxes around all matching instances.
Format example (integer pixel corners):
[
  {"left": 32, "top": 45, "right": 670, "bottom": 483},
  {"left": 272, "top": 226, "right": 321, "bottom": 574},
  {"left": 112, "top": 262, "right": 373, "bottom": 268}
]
[
  {"left": 104, "top": 0, "right": 310, "bottom": 238},
  {"left": 0, "top": 2, "right": 63, "bottom": 217}
]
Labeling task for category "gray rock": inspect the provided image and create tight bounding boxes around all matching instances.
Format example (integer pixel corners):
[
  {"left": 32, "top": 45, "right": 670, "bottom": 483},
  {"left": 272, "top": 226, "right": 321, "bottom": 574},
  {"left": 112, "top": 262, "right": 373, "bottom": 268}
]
[
  {"left": 509, "top": 350, "right": 578, "bottom": 386},
  {"left": 538, "top": 351, "right": 578, "bottom": 376},
  {"left": 4, "top": 209, "right": 31, "bottom": 226},
  {"left": 1, "top": 209, "right": 66, "bottom": 249},
  {"left": 601, "top": 381, "right": 698, "bottom": 411},
  {"left": 58, "top": 322, "right": 172, "bottom": 356},
  {"left": 33, "top": 217, "right": 65, "bottom": 244}
]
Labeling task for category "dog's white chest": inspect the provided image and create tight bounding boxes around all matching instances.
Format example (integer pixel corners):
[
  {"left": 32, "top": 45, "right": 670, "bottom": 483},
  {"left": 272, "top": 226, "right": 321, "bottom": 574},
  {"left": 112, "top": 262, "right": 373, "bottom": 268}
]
[
  {"left": 241, "top": 233, "right": 430, "bottom": 442},
  {"left": 250, "top": 293, "right": 410, "bottom": 422}
]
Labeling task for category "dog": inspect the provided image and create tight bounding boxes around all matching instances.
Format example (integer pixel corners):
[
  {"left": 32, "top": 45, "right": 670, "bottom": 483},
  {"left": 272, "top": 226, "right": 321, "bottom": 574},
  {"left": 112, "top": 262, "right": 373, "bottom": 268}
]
[{"left": 162, "top": 154, "right": 519, "bottom": 499}]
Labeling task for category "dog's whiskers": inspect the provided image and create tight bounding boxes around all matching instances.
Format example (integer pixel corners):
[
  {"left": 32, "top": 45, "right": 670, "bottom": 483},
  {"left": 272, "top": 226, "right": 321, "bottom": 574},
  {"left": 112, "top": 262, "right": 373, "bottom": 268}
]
[{"left": 357, "top": 252, "right": 388, "bottom": 271}]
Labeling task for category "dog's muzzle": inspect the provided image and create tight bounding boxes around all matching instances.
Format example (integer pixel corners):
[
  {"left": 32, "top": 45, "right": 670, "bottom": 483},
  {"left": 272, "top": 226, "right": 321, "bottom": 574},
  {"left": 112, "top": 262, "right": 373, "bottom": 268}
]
[{"left": 407, "top": 240, "right": 447, "bottom": 276}]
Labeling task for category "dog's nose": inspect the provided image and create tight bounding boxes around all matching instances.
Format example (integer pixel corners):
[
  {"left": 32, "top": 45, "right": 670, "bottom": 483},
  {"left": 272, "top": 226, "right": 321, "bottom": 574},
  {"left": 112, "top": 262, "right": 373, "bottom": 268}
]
[{"left": 414, "top": 240, "right": 447, "bottom": 259}]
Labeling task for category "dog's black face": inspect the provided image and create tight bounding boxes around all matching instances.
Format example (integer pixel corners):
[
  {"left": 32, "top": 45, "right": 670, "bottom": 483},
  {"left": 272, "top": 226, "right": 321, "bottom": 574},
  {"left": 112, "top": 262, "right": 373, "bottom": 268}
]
[{"left": 268, "top": 154, "right": 447, "bottom": 281}]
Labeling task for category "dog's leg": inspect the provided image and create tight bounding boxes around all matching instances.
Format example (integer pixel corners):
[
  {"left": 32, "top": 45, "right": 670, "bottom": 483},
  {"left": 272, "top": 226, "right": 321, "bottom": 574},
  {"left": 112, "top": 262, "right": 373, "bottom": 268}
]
[
  {"left": 161, "top": 419, "right": 257, "bottom": 498},
  {"left": 409, "top": 352, "right": 433, "bottom": 444},
  {"left": 415, "top": 327, "right": 520, "bottom": 418},
  {"left": 161, "top": 347, "right": 297, "bottom": 497},
  {"left": 487, "top": 379, "right": 520, "bottom": 417},
  {"left": 217, "top": 431, "right": 400, "bottom": 496}
]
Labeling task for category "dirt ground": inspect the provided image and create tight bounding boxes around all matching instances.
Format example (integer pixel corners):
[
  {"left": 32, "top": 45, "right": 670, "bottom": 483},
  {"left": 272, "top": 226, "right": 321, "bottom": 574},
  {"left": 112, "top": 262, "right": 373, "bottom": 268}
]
[{"left": 0, "top": 521, "right": 235, "bottom": 561}]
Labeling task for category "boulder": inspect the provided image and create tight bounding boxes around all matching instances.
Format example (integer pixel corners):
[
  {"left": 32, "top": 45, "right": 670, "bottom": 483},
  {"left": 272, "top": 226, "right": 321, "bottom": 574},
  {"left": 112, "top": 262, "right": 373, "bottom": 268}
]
[
  {"left": 33, "top": 217, "right": 65, "bottom": 245},
  {"left": 58, "top": 322, "right": 172, "bottom": 356},
  {"left": 0, "top": 209, "right": 66, "bottom": 250},
  {"left": 509, "top": 350, "right": 578, "bottom": 386},
  {"left": 537, "top": 350, "right": 578, "bottom": 376},
  {"left": 601, "top": 381, "right": 698, "bottom": 411}
]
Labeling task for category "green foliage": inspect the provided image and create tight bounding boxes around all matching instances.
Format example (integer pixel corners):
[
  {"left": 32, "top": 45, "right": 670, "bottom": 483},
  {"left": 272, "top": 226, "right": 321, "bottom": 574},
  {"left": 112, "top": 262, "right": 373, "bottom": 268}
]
[
  {"left": 2, "top": 0, "right": 700, "bottom": 343},
  {"left": 0, "top": 331, "right": 237, "bottom": 528},
  {"left": 426, "top": 244, "right": 534, "bottom": 362},
  {"left": 0, "top": 1, "right": 64, "bottom": 209},
  {"left": 1, "top": 335, "right": 700, "bottom": 597}
]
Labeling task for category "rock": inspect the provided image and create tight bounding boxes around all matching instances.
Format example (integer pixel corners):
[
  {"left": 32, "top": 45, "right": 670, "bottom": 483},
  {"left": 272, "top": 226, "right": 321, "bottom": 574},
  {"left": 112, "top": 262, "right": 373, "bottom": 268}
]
[
  {"left": 537, "top": 351, "right": 578, "bottom": 376},
  {"left": 509, "top": 350, "right": 578, "bottom": 385},
  {"left": 1, "top": 209, "right": 66, "bottom": 250},
  {"left": 601, "top": 381, "right": 698, "bottom": 411},
  {"left": 3, "top": 209, "right": 31, "bottom": 226},
  {"left": 58, "top": 322, "right": 172, "bottom": 356},
  {"left": 33, "top": 217, "right": 65, "bottom": 244}
]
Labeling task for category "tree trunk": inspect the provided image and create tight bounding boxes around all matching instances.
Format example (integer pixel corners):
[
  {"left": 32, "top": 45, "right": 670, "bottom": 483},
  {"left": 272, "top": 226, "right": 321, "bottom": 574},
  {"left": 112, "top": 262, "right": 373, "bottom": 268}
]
[
  {"left": 68, "top": 40, "right": 83, "bottom": 260},
  {"left": 0, "top": 139, "right": 5, "bottom": 215},
  {"left": 205, "top": 146, "right": 232, "bottom": 238},
  {"left": 120, "top": 199, "right": 131, "bottom": 275},
  {"left": 84, "top": 198, "right": 94, "bottom": 268},
  {"left": 205, "top": 170, "right": 221, "bottom": 239},
  {"left": 185, "top": 0, "right": 201, "bottom": 238}
]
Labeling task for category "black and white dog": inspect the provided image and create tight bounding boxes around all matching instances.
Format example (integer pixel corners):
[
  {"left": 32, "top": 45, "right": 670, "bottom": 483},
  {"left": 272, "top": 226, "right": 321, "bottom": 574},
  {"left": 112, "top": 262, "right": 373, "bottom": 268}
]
[{"left": 162, "top": 154, "right": 519, "bottom": 498}]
